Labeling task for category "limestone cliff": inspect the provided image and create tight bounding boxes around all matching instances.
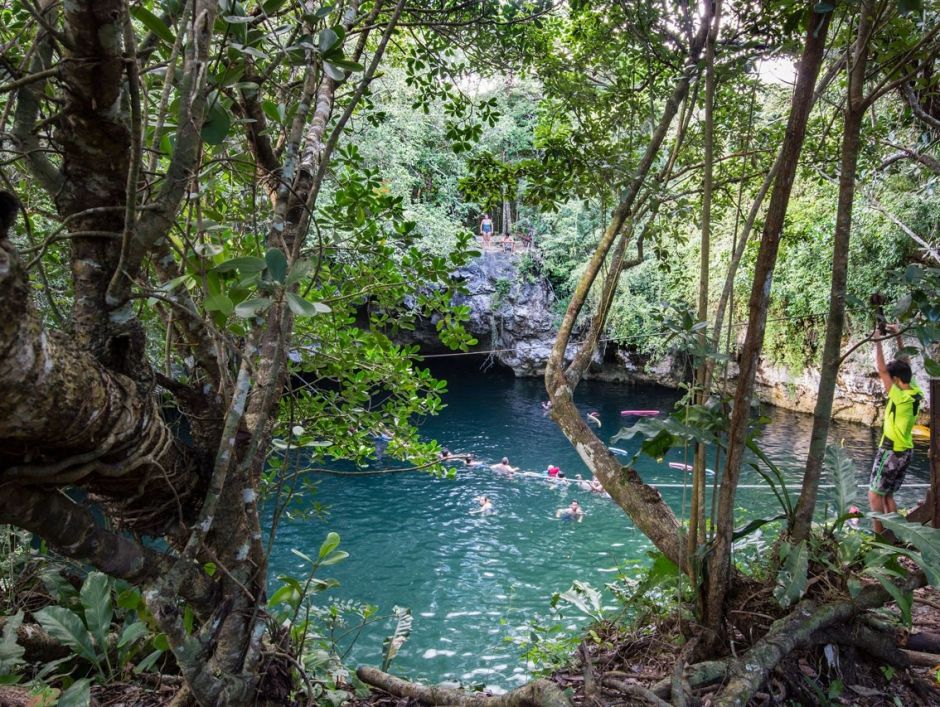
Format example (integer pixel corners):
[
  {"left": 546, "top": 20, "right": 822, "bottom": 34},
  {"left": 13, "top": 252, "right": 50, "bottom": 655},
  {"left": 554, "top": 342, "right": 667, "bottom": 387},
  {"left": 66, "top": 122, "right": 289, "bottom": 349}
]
[{"left": 406, "top": 253, "right": 930, "bottom": 426}]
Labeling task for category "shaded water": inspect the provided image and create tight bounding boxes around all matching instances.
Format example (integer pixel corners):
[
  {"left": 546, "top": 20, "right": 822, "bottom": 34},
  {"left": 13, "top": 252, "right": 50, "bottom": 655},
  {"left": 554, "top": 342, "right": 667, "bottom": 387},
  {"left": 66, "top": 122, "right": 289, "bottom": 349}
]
[{"left": 269, "top": 364, "right": 930, "bottom": 687}]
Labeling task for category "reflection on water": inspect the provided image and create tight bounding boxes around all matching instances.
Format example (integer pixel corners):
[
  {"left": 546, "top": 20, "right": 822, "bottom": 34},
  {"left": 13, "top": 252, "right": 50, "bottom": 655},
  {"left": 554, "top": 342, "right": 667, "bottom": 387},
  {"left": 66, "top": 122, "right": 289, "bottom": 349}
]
[{"left": 268, "top": 365, "right": 929, "bottom": 687}]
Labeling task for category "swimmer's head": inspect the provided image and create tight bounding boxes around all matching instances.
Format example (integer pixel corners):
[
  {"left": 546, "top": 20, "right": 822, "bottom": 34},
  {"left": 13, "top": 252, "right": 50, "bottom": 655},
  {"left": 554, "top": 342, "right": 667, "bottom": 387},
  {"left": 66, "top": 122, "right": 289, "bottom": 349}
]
[
  {"left": 576, "top": 474, "right": 583, "bottom": 480},
  {"left": 501, "top": 457, "right": 509, "bottom": 464}
]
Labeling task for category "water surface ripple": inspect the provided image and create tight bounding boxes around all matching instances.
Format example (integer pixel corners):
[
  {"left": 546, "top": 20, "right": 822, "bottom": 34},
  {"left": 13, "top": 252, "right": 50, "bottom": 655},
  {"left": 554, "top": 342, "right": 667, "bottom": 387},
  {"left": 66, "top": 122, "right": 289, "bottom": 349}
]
[{"left": 269, "top": 366, "right": 929, "bottom": 687}]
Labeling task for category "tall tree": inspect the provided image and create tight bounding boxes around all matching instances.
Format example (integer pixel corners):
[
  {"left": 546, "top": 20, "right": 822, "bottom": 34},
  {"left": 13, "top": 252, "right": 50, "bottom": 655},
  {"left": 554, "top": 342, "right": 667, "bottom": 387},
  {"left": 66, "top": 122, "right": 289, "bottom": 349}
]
[
  {"left": 704, "top": 3, "right": 833, "bottom": 636},
  {"left": 0, "top": 1, "right": 492, "bottom": 702}
]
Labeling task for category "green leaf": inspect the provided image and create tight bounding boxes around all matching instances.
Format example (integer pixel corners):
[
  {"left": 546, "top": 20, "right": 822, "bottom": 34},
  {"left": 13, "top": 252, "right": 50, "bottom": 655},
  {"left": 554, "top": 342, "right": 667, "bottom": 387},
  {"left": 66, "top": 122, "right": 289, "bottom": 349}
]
[
  {"left": 214, "top": 256, "right": 266, "bottom": 273},
  {"left": 825, "top": 444, "right": 857, "bottom": 518},
  {"left": 204, "top": 293, "right": 233, "bottom": 316},
  {"left": 235, "top": 297, "right": 272, "bottom": 318},
  {"left": 130, "top": 7, "right": 175, "bottom": 45},
  {"left": 732, "top": 514, "right": 787, "bottom": 541},
  {"left": 269, "top": 583, "right": 302, "bottom": 610},
  {"left": 291, "top": 549, "right": 314, "bottom": 565},
  {"left": 262, "top": 0, "right": 289, "bottom": 13},
  {"left": 202, "top": 104, "right": 232, "bottom": 145},
  {"left": 875, "top": 514, "right": 940, "bottom": 584},
  {"left": 57, "top": 678, "right": 91, "bottom": 707},
  {"left": 813, "top": 1, "right": 834, "bottom": 12},
  {"left": 203, "top": 562, "right": 217, "bottom": 577},
  {"left": 0, "top": 611, "right": 25, "bottom": 673},
  {"left": 80, "top": 572, "right": 113, "bottom": 653},
  {"left": 327, "top": 58, "right": 365, "bottom": 72},
  {"left": 925, "top": 358, "right": 940, "bottom": 378},
  {"left": 183, "top": 605, "right": 194, "bottom": 634},
  {"left": 557, "top": 581, "right": 603, "bottom": 619},
  {"left": 872, "top": 568, "right": 913, "bottom": 623},
  {"left": 323, "top": 63, "right": 347, "bottom": 81},
  {"left": 381, "top": 607, "right": 413, "bottom": 672},
  {"left": 265, "top": 248, "right": 288, "bottom": 284},
  {"left": 34, "top": 606, "right": 97, "bottom": 664},
  {"left": 134, "top": 649, "right": 164, "bottom": 674},
  {"left": 286, "top": 259, "right": 313, "bottom": 286},
  {"left": 116, "top": 588, "right": 142, "bottom": 611},
  {"left": 117, "top": 622, "right": 149, "bottom": 650},
  {"left": 319, "top": 550, "right": 349, "bottom": 566},
  {"left": 286, "top": 292, "right": 331, "bottom": 317},
  {"left": 318, "top": 28, "right": 340, "bottom": 53},
  {"left": 773, "top": 540, "right": 808, "bottom": 608},
  {"left": 319, "top": 532, "right": 341, "bottom": 559},
  {"left": 152, "top": 633, "right": 170, "bottom": 651}
]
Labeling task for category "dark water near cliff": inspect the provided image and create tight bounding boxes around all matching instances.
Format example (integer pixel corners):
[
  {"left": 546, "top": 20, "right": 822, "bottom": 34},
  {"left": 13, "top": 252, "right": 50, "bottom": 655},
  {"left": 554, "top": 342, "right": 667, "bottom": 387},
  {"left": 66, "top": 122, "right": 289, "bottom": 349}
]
[{"left": 268, "top": 364, "right": 929, "bottom": 688}]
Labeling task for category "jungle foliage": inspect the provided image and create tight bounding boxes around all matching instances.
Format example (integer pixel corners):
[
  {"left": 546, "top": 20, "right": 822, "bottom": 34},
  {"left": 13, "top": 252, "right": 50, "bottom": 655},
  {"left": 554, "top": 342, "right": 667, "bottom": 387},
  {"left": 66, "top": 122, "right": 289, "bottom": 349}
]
[{"left": 0, "top": 0, "right": 938, "bottom": 705}]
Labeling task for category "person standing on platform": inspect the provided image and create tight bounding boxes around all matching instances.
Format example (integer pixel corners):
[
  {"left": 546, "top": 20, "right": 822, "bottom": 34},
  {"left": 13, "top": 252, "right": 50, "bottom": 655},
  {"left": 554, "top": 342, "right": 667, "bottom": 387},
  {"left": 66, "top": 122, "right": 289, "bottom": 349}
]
[{"left": 479, "top": 214, "right": 493, "bottom": 249}]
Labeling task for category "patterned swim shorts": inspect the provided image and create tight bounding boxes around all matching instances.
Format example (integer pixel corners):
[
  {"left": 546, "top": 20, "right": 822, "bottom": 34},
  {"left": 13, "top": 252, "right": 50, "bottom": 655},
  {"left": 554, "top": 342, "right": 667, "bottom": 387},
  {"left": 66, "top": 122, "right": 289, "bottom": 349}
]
[{"left": 869, "top": 447, "right": 913, "bottom": 496}]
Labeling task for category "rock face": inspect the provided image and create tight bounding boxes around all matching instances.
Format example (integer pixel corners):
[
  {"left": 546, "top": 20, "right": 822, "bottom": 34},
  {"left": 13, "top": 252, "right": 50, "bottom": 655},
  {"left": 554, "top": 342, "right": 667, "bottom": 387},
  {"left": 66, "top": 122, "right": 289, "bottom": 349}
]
[
  {"left": 405, "top": 253, "right": 931, "bottom": 426},
  {"left": 414, "top": 251, "right": 558, "bottom": 375}
]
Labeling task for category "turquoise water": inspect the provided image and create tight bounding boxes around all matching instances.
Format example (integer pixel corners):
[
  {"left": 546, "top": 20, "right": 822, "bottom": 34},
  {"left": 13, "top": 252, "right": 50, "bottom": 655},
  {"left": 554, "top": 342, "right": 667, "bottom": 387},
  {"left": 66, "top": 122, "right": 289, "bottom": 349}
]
[{"left": 268, "top": 365, "right": 929, "bottom": 688}]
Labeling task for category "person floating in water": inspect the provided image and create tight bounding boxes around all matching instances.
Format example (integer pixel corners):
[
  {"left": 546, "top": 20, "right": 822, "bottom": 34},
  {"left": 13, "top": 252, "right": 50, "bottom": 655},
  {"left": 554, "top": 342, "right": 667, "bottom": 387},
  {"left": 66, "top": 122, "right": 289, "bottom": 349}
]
[
  {"left": 463, "top": 453, "right": 481, "bottom": 467},
  {"left": 574, "top": 474, "right": 593, "bottom": 492},
  {"left": 589, "top": 478, "right": 606, "bottom": 495},
  {"left": 471, "top": 495, "right": 493, "bottom": 514},
  {"left": 546, "top": 464, "right": 560, "bottom": 478},
  {"left": 556, "top": 500, "right": 584, "bottom": 522},
  {"left": 587, "top": 411, "right": 601, "bottom": 427},
  {"left": 869, "top": 324, "right": 923, "bottom": 535},
  {"left": 440, "top": 447, "right": 453, "bottom": 461},
  {"left": 541, "top": 400, "right": 552, "bottom": 412},
  {"left": 491, "top": 457, "right": 517, "bottom": 476}
]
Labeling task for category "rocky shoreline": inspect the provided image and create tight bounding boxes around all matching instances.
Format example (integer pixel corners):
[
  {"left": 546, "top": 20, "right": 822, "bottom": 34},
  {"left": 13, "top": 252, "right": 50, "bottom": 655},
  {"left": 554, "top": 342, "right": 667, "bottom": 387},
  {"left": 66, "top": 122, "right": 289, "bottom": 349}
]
[{"left": 406, "top": 252, "right": 930, "bottom": 427}]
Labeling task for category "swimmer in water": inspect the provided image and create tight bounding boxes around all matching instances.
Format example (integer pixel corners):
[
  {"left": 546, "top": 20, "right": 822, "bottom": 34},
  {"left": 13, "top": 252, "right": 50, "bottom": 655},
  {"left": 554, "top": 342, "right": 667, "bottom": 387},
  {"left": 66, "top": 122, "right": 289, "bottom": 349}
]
[
  {"left": 541, "top": 400, "right": 553, "bottom": 411},
  {"left": 471, "top": 495, "right": 493, "bottom": 514},
  {"left": 574, "top": 474, "right": 593, "bottom": 492},
  {"left": 546, "top": 465, "right": 560, "bottom": 478},
  {"left": 589, "top": 478, "right": 606, "bottom": 494},
  {"left": 462, "top": 453, "right": 481, "bottom": 467},
  {"left": 491, "top": 457, "right": 518, "bottom": 476},
  {"left": 556, "top": 500, "right": 584, "bottom": 522},
  {"left": 587, "top": 411, "right": 601, "bottom": 427}
]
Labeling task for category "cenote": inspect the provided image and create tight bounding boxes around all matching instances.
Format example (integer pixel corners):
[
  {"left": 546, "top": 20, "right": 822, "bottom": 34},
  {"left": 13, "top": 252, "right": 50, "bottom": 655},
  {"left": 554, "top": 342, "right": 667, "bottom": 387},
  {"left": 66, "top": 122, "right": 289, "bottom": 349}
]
[{"left": 267, "top": 363, "right": 930, "bottom": 689}]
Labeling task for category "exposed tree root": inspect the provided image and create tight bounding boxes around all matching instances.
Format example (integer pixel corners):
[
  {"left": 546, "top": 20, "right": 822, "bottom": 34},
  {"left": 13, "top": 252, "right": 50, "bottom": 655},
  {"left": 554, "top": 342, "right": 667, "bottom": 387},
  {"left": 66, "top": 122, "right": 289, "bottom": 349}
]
[
  {"left": 599, "top": 677, "right": 671, "bottom": 706},
  {"left": 710, "top": 575, "right": 925, "bottom": 706},
  {"left": 356, "top": 666, "right": 572, "bottom": 707}
]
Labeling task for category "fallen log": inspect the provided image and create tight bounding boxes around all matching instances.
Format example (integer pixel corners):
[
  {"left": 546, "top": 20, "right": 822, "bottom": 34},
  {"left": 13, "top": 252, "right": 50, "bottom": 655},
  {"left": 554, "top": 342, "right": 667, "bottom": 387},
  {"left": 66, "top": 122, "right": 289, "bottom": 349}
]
[{"left": 356, "top": 666, "right": 572, "bottom": 707}]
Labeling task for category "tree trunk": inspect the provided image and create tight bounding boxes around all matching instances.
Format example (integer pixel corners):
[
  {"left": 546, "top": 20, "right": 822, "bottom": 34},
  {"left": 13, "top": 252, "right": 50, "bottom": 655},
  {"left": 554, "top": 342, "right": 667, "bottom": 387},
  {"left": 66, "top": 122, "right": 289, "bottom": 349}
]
[
  {"left": 704, "top": 4, "right": 832, "bottom": 638},
  {"left": 545, "top": 8, "right": 712, "bottom": 572},
  {"left": 791, "top": 0, "right": 874, "bottom": 541},
  {"left": 690, "top": 0, "right": 722, "bottom": 569}
]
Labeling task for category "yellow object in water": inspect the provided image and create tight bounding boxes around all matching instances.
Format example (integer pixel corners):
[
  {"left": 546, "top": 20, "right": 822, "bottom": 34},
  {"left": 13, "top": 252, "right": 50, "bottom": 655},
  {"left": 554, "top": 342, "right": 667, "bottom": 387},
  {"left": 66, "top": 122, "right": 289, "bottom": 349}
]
[{"left": 912, "top": 424, "right": 930, "bottom": 441}]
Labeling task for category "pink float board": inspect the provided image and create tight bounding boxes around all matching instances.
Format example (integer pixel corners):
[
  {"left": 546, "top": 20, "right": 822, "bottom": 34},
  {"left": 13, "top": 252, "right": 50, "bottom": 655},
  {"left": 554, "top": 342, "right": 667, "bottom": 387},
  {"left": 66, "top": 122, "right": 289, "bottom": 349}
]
[{"left": 620, "top": 410, "right": 659, "bottom": 416}]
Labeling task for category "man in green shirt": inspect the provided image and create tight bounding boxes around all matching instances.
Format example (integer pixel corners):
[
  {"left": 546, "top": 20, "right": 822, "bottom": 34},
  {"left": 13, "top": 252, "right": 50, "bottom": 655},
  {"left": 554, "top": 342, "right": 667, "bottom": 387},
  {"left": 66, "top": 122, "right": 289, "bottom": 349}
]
[{"left": 869, "top": 325, "right": 924, "bottom": 533}]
